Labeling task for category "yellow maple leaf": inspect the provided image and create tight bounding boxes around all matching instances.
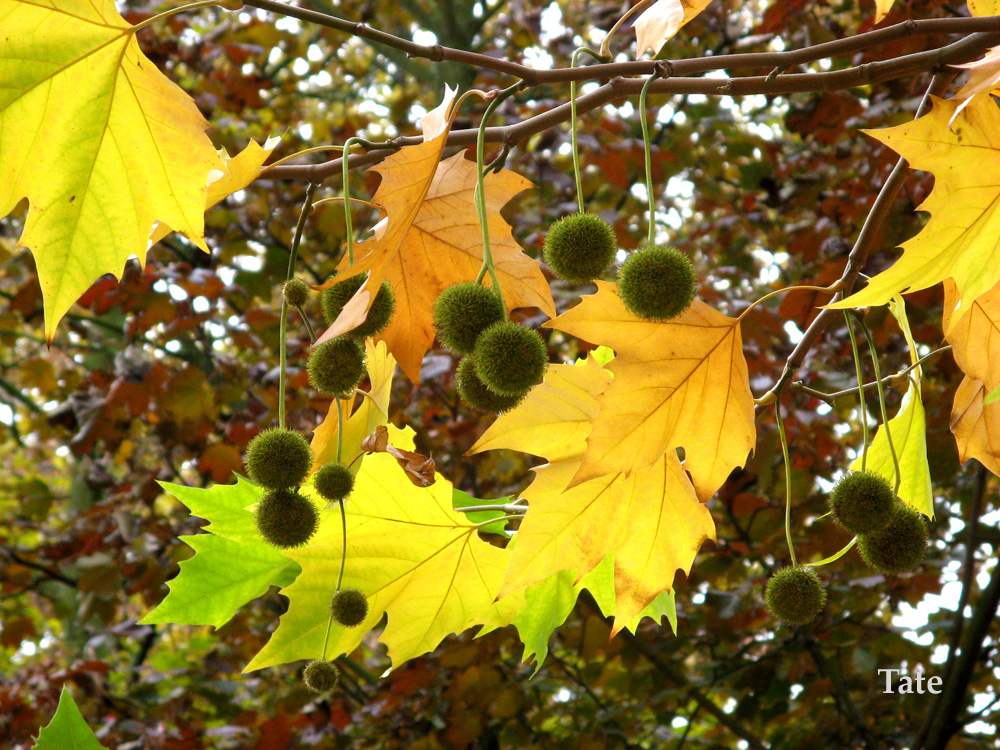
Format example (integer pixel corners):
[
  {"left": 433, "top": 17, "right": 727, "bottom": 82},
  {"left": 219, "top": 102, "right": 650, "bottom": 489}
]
[
  {"left": 150, "top": 137, "right": 280, "bottom": 246},
  {"left": 828, "top": 97, "right": 1000, "bottom": 332},
  {"left": 943, "top": 277, "right": 1000, "bottom": 475},
  {"left": 324, "top": 151, "right": 555, "bottom": 383},
  {"left": 546, "top": 282, "right": 755, "bottom": 500},
  {"left": 245, "top": 428, "right": 513, "bottom": 671},
  {"left": 969, "top": 0, "right": 1000, "bottom": 16},
  {"left": 634, "top": 0, "right": 715, "bottom": 58},
  {"left": 470, "top": 356, "right": 715, "bottom": 632},
  {"left": 0, "top": 0, "right": 224, "bottom": 340},
  {"left": 309, "top": 340, "right": 396, "bottom": 474}
]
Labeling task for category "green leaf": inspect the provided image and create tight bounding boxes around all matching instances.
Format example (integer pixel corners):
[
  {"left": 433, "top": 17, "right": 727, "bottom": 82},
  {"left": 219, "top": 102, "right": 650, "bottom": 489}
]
[
  {"left": 984, "top": 382, "right": 1000, "bottom": 406},
  {"left": 32, "top": 687, "right": 104, "bottom": 750},
  {"left": 510, "top": 555, "right": 677, "bottom": 674},
  {"left": 141, "top": 479, "right": 298, "bottom": 628},
  {"left": 849, "top": 297, "right": 934, "bottom": 518},
  {"left": 452, "top": 488, "right": 513, "bottom": 537}
]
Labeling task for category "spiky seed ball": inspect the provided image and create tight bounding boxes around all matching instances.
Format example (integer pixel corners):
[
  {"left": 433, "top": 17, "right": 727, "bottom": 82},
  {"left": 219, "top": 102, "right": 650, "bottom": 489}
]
[
  {"left": 858, "top": 504, "right": 928, "bottom": 576},
  {"left": 255, "top": 489, "right": 319, "bottom": 549},
  {"left": 321, "top": 274, "right": 396, "bottom": 338},
  {"left": 314, "top": 462, "right": 354, "bottom": 503},
  {"left": 303, "top": 659, "right": 340, "bottom": 694},
  {"left": 307, "top": 337, "right": 366, "bottom": 397},
  {"left": 828, "top": 471, "right": 896, "bottom": 536},
  {"left": 617, "top": 245, "right": 696, "bottom": 321},
  {"left": 472, "top": 321, "right": 548, "bottom": 396},
  {"left": 765, "top": 566, "right": 826, "bottom": 626},
  {"left": 245, "top": 428, "right": 313, "bottom": 490},
  {"left": 432, "top": 282, "right": 506, "bottom": 355},
  {"left": 543, "top": 212, "right": 618, "bottom": 283},
  {"left": 330, "top": 588, "right": 369, "bottom": 627},
  {"left": 456, "top": 356, "right": 527, "bottom": 413},
  {"left": 282, "top": 278, "right": 310, "bottom": 307}
]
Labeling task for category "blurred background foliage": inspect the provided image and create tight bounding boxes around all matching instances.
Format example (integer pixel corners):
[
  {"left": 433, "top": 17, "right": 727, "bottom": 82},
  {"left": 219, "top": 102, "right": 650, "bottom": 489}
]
[{"left": 1, "top": 0, "right": 997, "bottom": 748}]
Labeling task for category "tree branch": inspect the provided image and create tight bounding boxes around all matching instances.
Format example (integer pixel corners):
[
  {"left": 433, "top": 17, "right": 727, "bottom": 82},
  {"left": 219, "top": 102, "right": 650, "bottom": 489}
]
[
  {"left": 804, "top": 638, "right": 881, "bottom": 749},
  {"left": 756, "top": 69, "right": 958, "bottom": 411},
  {"left": 241, "top": 0, "right": 1000, "bottom": 86},
  {"left": 263, "top": 32, "right": 995, "bottom": 184},
  {"left": 920, "top": 544, "right": 1000, "bottom": 749},
  {"left": 580, "top": 594, "right": 770, "bottom": 750}
]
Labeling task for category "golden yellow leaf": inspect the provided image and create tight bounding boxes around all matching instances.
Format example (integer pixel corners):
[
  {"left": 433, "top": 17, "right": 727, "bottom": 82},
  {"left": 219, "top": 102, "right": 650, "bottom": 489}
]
[
  {"left": 950, "top": 376, "right": 1000, "bottom": 476},
  {"left": 150, "top": 137, "right": 280, "bottom": 246},
  {"left": 309, "top": 340, "right": 395, "bottom": 475},
  {"left": 634, "top": 0, "right": 715, "bottom": 58},
  {"left": 245, "top": 428, "right": 513, "bottom": 671},
  {"left": 829, "top": 97, "right": 1000, "bottom": 332},
  {"left": 0, "top": 0, "right": 223, "bottom": 340},
  {"left": 969, "top": 0, "right": 1000, "bottom": 15},
  {"left": 546, "top": 282, "right": 755, "bottom": 500},
  {"left": 326, "top": 152, "right": 555, "bottom": 382},
  {"left": 470, "top": 356, "right": 715, "bottom": 632},
  {"left": 943, "top": 277, "right": 1000, "bottom": 385},
  {"left": 943, "top": 278, "right": 1000, "bottom": 476}
]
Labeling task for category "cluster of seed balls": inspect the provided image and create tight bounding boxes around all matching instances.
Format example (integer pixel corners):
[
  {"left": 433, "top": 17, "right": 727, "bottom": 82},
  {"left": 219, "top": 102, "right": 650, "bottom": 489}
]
[
  {"left": 543, "top": 212, "right": 697, "bottom": 320},
  {"left": 247, "top": 277, "right": 398, "bottom": 695},
  {"left": 765, "top": 470, "right": 929, "bottom": 626}
]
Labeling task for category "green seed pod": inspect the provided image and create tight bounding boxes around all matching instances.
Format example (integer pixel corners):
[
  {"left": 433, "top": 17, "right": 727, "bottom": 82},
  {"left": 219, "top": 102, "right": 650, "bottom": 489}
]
[
  {"left": 303, "top": 659, "right": 340, "bottom": 694},
  {"left": 282, "top": 278, "right": 310, "bottom": 307},
  {"left": 617, "top": 245, "right": 696, "bottom": 321},
  {"left": 829, "top": 471, "right": 896, "bottom": 536},
  {"left": 765, "top": 566, "right": 826, "bottom": 626},
  {"left": 245, "top": 428, "right": 313, "bottom": 490},
  {"left": 456, "top": 356, "right": 527, "bottom": 413},
  {"left": 314, "top": 462, "right": 354, "bottom": 503},
  {"left": 307, "top": 337, "right": 366, "bottom": 397},
  {"left": 321, "top": 274, "right": 395, "bottom": 338},
  {"left": 543, "top": 212, "right": 618, "bottom": 283},
  {"left": 330, "top": 587, "right": 369, "bottom": 628},
  {"left": 858, "top": 504, "right": 928, "bottom": 576},
  {"left": 472, "top": 321, "right": 548, "bottom": 396},
  {"left": 255, "top": 489, "right": 319, "bottom": 549},
  {"left": 432, "top": 282, "right": 506, "bottom": 355}
]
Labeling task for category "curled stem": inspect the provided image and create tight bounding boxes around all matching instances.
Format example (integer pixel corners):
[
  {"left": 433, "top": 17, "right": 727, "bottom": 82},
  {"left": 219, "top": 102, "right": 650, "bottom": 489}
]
[
  {"left": 278, "top": 182, "right": 317, "bottom": 430},
  {"left": 844, "top": 312, "right": 870, "bottom": 472},
  {"left": 859, "top": 317, "right": 902, "bottom": 494},
  {"left": 131, "top": 0, "right": 233, "bottom": 33},
  {"left": 774, "top": 399, "right": 797, "bottom": 567},
  {"left": 639, "top": 71, "right": 661, "bottom": 247},
  {"left": 473, "top": 84, "right": 521, "bottom": 316},
  {"left": 570, "top": 47, "right": 605, "bottom": 213}
]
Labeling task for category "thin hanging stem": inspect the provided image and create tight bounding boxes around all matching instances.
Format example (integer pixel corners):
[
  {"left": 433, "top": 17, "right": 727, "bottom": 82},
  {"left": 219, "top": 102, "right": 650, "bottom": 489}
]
[
  {"left": 599, "top": 0, "right": 652, "bottom": 58},
  {"left": 859, "top": 318, "right": 902, "bottom": 494},
  {"left": 278, "top": 182, "right": 317, "bottom": 430},
  {"left": 844, "top": 312, "right": 870, "bottom": 472},
  {"left": 321, "top": 614, "right": 334, "bottom": 660},
  {"left": 473, "top": 84, "right": 520, "bottom": 316},
  {"left": 296, "top": 305, "right": 317, "bottom": 344},
  {"left": 774, "top": 399, "right": 797, "bottom": 567},
  {"left": 341, "top": 137, "right": 365, "bottom": 266},
  {"left": 336, "top": 397, "right": 344, "bottom": 464},
  {"left": 131, "top": 0, "right": 233, "bottom": 33},
  {"left": 569, "top": 47, "right": 604, "bottom": 214},
  {"left": 639, "top": 72, "right": 660, "bottom": 247},
  {"left": 336, "top": 499, "right": 348, "bottom": 592}
]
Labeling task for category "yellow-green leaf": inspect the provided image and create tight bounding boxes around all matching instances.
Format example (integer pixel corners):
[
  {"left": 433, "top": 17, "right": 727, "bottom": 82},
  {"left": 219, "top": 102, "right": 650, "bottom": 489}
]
[
  {"left": 546, "top": 281, "right": 755, "bottom": 500},
  {"left": 634, "top": 0, "right": 715, "bottom": 58},
  {"left": 470, "top": 356, "right": 714, "bottom": 632},
  {"left": 829, "top": 97, "right": 1000, "bottom": 332},
  {"left": 245, "top": 428, "right": 513, "bottom": 672},
  {"left": 0, "top": 0, "right": 224, "bottom": 340},
  {"left": 849, "top": 298, "right": 932, "bottom": 517}
]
